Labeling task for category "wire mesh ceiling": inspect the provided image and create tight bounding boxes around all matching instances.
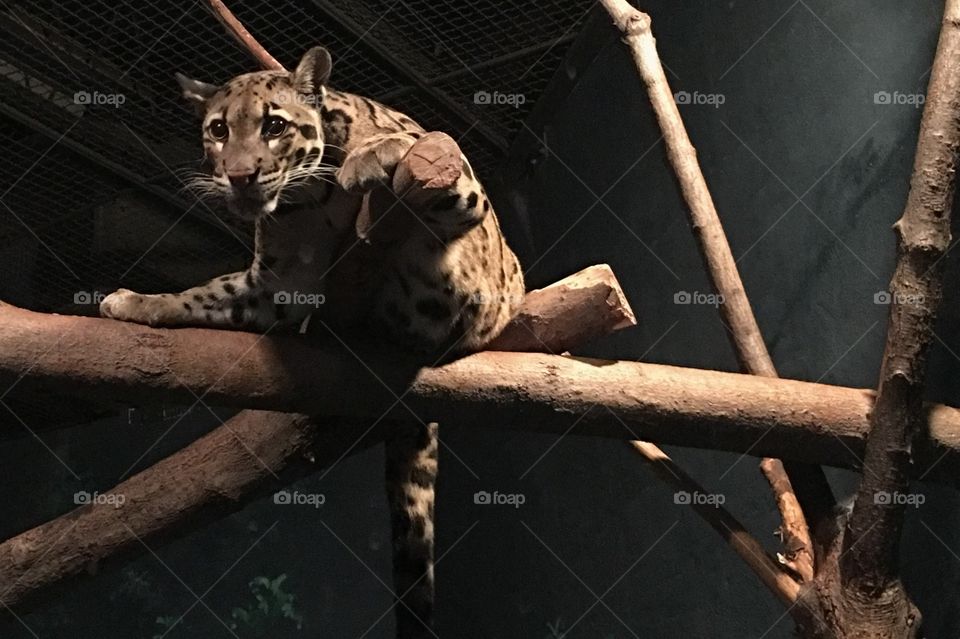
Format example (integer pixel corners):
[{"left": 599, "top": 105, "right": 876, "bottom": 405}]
[{"left": 0, "top": 0, "right": 590, "bottom": 318}]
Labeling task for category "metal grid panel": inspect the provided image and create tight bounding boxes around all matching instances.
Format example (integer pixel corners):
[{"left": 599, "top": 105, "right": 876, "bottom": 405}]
[
  {"left": 0, "top": 0, "right": 589, "bottom": 319},
  {"left": 435, "top": 46, "right": 573, "bottom": 140},
  {"left": 337, "top": 0, "right": 590, "bottom": 78}
]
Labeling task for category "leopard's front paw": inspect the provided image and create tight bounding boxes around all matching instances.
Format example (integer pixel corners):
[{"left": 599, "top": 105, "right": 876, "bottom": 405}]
[
  {"left": 337, "top": 135, "right": 416, "bottom": 193},
  {"left": 100, "top": 289, "right": 169, "bottom": 326}
]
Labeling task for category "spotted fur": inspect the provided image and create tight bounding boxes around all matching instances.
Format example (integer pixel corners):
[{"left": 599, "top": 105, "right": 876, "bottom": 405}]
[{"left": 99, "top": 46, "right": 524, "bottom": 638}]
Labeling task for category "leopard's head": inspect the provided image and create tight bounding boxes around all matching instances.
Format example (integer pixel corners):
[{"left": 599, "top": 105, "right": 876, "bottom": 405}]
[{"left": 176, "top": 47, "right": 333, "bottom": 220}]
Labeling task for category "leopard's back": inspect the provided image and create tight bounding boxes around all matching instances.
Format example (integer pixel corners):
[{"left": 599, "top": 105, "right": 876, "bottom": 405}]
[{"left": 316, "top": 89, "right": 525, "bottom": 354}]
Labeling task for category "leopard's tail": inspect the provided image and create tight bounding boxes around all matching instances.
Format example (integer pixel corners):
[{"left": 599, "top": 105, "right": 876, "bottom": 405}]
[{"left": 384, "top": 420, "right": 437, "bottom": 638}]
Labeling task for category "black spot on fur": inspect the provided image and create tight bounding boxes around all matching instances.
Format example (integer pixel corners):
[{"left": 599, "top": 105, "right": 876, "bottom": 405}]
[
  {"left": 207, "top": 292, "right": 219, "bottom": 302},
  {"left": 364, "top": 99, "right": 378, "bottom": 120},
  {"left": 466, "top": 191, "right": 478, "bottom": 209},
  {"left": 320, "top": 107, "right": 353, "bottom": 146},
  {"left": 299, "top": 124, "right": 318, "bottom": 140},
  {"left": 409, "top": 466, "right": 435, "bottom": 489},
  {"left": 409, "top": 514, "right": 427, "bottom": 538},
  {"left": 416, "top": 297, "right": 451, "bottom": 322},
  {"left": 294, "top": 147, "right": 306, "bottom": 163},
  {"left": 202, "top": 303, "right": 214, "bottom": 311},
  {"left": 193, "top": 294, "right": 204, "bottom": 303},
  {"left": 183, "top": 302, "right": 192, "bottom": 312},
  {"left": 482, "top": 199, "right": 490, "bottom": 212},
  {"left": 219, "top": 275, "right": 231, "bottom": 282},
  {"left": 432, "top": 194, "right": 460, "bottom": 211},
  {"left": 223, "top": 282, "right": 237, "bottom": 295}
]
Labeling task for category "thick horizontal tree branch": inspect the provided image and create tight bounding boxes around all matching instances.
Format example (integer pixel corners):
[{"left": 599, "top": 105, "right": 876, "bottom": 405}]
[
  {"left": 2, "top": 302, "right": 960, "bottom": 485},
  {"left": 0, "top": 264, "right": 639, "bottom": 612},
  {"left": 0, "top": 410, "right": 381, "bottom": 612}
]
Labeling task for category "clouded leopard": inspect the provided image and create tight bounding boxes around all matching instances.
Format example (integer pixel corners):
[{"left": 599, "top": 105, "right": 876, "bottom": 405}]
[{"left": 99, "top": 47, "right": 525, "bottom": 637}]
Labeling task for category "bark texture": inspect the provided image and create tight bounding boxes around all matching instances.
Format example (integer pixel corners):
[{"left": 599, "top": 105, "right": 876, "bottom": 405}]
[
  {"left": 794, "top": 2, "right": 960, "bottom": 636},
  {"left": 0, "top": 263, "right": 636, "bottom": 612},
  {"left": 599, "top": 0, "right": 830, "bottom": 584},
  {"left": 3, "top": 302, "right": 960, "bottom": 483}
]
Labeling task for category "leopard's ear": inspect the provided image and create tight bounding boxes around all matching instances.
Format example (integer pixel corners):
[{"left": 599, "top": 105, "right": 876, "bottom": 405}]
[
  {"left": 291, "top": 46, "right": 332, "bottom": 95},
  {"left": 175, "top": 72, "right": 219, "bottom": 111}
]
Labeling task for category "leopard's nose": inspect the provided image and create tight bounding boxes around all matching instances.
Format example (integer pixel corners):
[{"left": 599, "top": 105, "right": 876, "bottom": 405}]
[{"left": 227, "top": 168, "right": 260, "bottom": 189}]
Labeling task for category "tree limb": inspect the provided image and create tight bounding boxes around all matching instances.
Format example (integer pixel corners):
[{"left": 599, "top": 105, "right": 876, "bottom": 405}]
[
  {"left": 3, "top": 303, "right": 960, "bottom": 483},
  {"left": 0, "top": 263, "right": 637, "bottom": 611},
  {"left": 598, "top": 0, "right": 828, "bottom": 584},
  {"left": 204, "top": 0, "right": 286, "bottom": 71},
  {"left": 843, "top": 2, "right": 960, "bottom": 584}
]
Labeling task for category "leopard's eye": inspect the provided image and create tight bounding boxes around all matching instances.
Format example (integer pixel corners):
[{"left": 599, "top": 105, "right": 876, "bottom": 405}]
[
  {"left": 262, "top": 115, "right": 287, "bottom": 138},
  {"left": 208, "top": 119, "right": 229, "bottom": 140}
]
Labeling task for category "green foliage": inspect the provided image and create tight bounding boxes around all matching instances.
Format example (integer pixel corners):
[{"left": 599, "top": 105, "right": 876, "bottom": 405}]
[
  {"left": 229, "top": 574, "right": 303, "bottom": 637},
  {"left": 152, "top": 574, "right": 302, "bottom": 638}
]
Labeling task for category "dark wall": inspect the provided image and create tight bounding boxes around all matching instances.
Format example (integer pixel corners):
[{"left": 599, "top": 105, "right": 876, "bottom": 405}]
[{"left": 436, "top": 1, "right": 960, "bottom": 637}]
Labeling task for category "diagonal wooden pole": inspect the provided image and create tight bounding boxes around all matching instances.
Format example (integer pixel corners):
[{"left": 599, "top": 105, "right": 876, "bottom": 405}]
[{"left": 598, "top": 0, "right": 837, "bottom": 586}]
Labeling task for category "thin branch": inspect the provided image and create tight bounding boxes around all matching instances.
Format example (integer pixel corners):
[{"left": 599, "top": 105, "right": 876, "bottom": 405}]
[
  {"left": 598, "top": 0, "right": 827, "bottom": 587},
  {"left": 204, "top": 0, "right": 286, "bottom": 71},
  {"left": 761, "top": 458, "right": 815, "bottom": 583},
  {"left": 632, "top": 441, "right": 800, "bottom": 605}
]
